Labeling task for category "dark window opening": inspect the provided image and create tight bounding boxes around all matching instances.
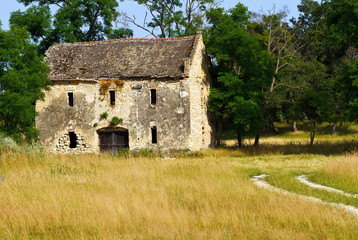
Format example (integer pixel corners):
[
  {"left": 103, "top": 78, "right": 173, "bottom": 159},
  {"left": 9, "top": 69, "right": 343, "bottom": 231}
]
[
  {"left": 69, "top": 132, "right": 77, "bottom": 148},
  {"left": 68, "top": 92, "right": 73, "bottom": 107},
  {"left": 151, "top": 127, "right": 157, "bottom": 144},
  {"left": 110, "top": 90, "right": 115, "bottom": 105},
  {"left": 150, "top": 89, "right": 156, "bottom": 105}
]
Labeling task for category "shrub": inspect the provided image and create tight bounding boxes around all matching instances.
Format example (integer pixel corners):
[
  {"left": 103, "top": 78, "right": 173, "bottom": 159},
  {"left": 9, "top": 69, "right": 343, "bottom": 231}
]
[
  {"left": 109, "top": 117, "right": 123, "bottom": 126},
  {"left": 93, "top": 123, "right": 98, "bottom": 127},
  {"left": 100, "top": 112, "right": 108, "bottom": 119}
]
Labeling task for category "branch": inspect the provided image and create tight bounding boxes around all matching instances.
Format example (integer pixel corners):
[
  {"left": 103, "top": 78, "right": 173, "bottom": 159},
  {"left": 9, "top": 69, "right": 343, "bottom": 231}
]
[{"left": 122, "top": 13, "right": 158, "bottom": 38}]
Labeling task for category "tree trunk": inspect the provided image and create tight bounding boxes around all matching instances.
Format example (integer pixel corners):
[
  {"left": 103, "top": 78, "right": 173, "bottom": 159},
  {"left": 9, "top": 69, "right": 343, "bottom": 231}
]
[
  {"left": 215, "top": 121, "right": 223, "bottom": 147},
  {"left": 332, "top": 122, "right": 337, "bottom": 136},
  {"left": 310, "top": 123, "right": 316, "bottom": 145},
  {"left": 293, "top": 121, "right": 297, "bottom": 132},
  {"left": 339, "top": 120, "right": 343, "bottom": 130},
  {"left": 237, "top": 130, "right": 242, "bottom": 148},
  {"left": 254, "top": 130, "right": 261, "bottom": 147},
  {"left": 271, "top": 121, "right": 279, "bottom": 134}
]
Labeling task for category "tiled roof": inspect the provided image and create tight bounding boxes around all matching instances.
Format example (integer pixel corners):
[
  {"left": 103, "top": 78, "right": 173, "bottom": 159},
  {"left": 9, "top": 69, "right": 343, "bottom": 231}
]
[{"left": 45, "top": 34, "right": 198, "bottom": 81}]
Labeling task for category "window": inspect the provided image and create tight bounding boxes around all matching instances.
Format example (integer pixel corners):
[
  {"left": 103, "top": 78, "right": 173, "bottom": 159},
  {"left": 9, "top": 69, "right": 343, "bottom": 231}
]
[
  {"left": 109, "top": 90, "right": 115, "bottom": 105},
  {"left": 69, "top": 132, "right": 77, "bottom": 148},
  {"left": 151, "top": 127, "right": 157, "bottom": 144},
  {"left": 150, "top": 89, "right": 156, "bottom": 105},
  {"left": 68, "top": 92, "right": 73, "bottom": 107}
]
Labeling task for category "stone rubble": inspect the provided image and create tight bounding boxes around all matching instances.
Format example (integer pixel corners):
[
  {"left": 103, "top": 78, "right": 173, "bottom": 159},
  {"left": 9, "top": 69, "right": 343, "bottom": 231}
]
[{"left": 56, "top": 132, "right": 92, "bottom": 153}]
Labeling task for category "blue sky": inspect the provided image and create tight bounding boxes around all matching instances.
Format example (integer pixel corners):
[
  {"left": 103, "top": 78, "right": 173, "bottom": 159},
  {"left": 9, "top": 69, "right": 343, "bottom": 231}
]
[{"left": 0, "top": 0, "right": 302, "bottom": 37}]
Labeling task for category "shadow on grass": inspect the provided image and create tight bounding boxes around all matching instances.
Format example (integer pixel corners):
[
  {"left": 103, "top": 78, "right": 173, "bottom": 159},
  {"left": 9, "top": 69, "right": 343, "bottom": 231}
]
[{"left": 220, "top": 140, "right": 358, "bottom": 156}]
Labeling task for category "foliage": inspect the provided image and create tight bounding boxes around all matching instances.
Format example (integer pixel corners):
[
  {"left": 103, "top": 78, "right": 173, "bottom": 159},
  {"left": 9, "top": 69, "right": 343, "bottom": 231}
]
[
  {"left": 0, "top": 25, "right": 50, "bottom": 141},
  {"left": 339, "top": 59, "right": 358, "bottom": 121},
  {"left": 205, "top": 3, "right": 273, "bottom": 146},
  {"left": 124, "top": 0, "right": 217, "bottom": 38},
  {"left": 109, "top": 116, "right": 123, "bottom": 126},
  {"left": 294, "top": 91, "right": 334, "bottom": 144},
  {"left": 93, "top": 122, "right": 98, "bottom": 127},
  {"left": 100, "top": 112, "right": 108, "bottom": 119},
  {"left": 326, "top": 0, "right": 358, "bottom": 48},
  {"left": 11, "top": 0, "right": 133, "bottom": 54}
]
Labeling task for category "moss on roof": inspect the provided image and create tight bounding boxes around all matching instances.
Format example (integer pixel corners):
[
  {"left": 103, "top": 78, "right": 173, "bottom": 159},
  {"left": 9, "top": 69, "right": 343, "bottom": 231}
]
[{"left": 45, "top": 35, "right": 197, "bottom": 81}]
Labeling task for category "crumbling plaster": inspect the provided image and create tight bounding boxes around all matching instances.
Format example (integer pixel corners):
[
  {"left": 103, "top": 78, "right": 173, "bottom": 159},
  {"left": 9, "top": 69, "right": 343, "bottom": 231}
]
[{"left": 36, "top": 33, "right": 212, "bottom": 153}]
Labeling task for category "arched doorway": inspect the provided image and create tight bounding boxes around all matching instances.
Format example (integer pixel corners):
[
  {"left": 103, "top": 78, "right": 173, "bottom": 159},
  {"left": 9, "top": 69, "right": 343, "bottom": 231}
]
[{"left": 97, "top": 128, "right": 129, "bottom": 153}]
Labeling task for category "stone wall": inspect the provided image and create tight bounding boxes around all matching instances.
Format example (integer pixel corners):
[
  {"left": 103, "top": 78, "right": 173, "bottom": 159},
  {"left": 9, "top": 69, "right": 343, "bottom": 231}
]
[
  {"left": 56, "top": 132, "right": 91, "bottom": 153},
  {"left": 36, "top": 33, "right": 212, "bottom": 153},
  {"left": 187, "top": 32, "right": 212, "bottom": 150}
]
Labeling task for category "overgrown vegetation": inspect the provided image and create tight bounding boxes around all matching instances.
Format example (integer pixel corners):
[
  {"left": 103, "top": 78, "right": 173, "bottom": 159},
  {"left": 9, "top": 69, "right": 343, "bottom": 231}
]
[{"left": 109, "top": 116, "right": 123, "bottom": 126}]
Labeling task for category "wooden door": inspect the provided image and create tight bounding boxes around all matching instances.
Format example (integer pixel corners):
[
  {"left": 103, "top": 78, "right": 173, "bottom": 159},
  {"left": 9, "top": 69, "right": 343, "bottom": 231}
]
[{"left": 98, "top": 131, "right": 129, "bottom": 153}]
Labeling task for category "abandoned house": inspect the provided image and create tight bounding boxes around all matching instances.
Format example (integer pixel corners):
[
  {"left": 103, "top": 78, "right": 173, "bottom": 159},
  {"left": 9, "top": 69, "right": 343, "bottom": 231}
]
[{"left": 36, "top": 32, "right": 212, "bottom": 153}]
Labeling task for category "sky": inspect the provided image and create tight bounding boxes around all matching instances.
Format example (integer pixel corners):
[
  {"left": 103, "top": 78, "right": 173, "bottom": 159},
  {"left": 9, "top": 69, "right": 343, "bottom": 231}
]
[{"left": 0, "top": 0, "right": 302, "bottom": 38}]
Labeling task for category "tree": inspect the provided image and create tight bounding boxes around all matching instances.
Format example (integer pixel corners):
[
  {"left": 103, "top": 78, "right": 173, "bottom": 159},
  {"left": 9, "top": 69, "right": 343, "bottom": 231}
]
[
  {"left": 250, "top": 8, "right": 305, "bottom": 146},
  {"left": 124, "top": 0, "right": 218, "bottom": 38},
  {"left": 11, "top": 0, "right": 133, "bottom": 53},
  {"left": 294, "top": 91, "right": 333, "bottom": 144},
  {"left": 326, "top": 0, "right": 358, "bottom": 122},
  {"left": 0, "top": 25, "right": 50, "bottom": 141},
  {"left": 205, "top": 4, "right": 273, "bottom": 147},
  {"left": 339, "top": 58, "right": 358, "bottom": 121}
]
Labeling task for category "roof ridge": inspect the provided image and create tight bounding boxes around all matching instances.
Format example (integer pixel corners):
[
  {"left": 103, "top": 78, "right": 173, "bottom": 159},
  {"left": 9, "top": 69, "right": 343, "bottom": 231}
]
[{"left": 72, "top": 35, "right": 196, "bottom": 45}]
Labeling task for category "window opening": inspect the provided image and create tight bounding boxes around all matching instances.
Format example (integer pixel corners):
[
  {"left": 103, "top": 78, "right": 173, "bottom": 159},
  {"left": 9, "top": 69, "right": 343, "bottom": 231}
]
[
  {"left": 69, "top": 132, "right": 77, "bottom": 148},
  {"left": 110, "top": 90, "right": 115, "bottom": 105},
  {"left": 150, "top": 89, "right": 156, "bottom": 105},
  {"left": 151, "top": 127, "right": 157, "bottom": 144},
  {"left": 68, "top": 92, "right": 74, "bottom": 107}
]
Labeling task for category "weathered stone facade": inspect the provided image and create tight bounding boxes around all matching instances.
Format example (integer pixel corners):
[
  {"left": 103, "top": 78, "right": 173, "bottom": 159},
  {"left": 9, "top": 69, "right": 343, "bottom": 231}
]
[{"left": 36, "top": 33, "right": 212, "bottom": 153}]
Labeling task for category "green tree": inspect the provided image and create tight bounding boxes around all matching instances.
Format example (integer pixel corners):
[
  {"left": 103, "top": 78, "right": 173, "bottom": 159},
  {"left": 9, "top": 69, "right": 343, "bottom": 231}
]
[
  {"left": 326, "top": 0, "right": 358, "bottom": 122},
  {"left": 11, "top": 0, "right": 133, "bottom": 53},
  {"left": 250, "top": 8, "right": 306, "bottom": 145},
  {"left": 124, "top": 0, "right": 218, "bottom": 38},
  {"left": 205, "top": 4, "right": 273, "bottom": 147},
  {"left": 0, "top": 25, "right": 50, "bottom": 140},
  {"left": 294, "top": 91, "right": 333, "bottom": 144}
]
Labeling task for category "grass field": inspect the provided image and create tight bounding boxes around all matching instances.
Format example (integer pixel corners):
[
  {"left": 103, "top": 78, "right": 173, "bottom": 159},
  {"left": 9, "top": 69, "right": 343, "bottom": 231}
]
[{"left": 0, "top": 126, "right": 358, "bottom": 239}]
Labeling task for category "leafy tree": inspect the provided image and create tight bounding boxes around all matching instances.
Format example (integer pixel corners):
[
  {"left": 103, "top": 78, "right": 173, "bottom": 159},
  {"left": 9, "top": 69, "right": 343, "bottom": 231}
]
[
  {"left": 326, "top": 0, "right": 358, "bottom": 48},
  {"left": 294, "top": 91, "right": 333, "bottom": 144},
  {"left": 205, "top": 4, "right": 273, "bottom": 147},
  {"left": 339, "top": 58, "right": 358, "bottom": 121},
  {"left": 326, "top": 0, "right": 358, "bottom": 122},
  {"left": 0, "top": 25, "right": 50, "bottom": 140},
  {"left": 124, "top": 0, "right": 218, "bottom": 38},
  {"left": 11, "top": 0, "right": 133, "bottom": 53},
  {"left": 250, "top": 8, "right": 305, "bottom": 145}
]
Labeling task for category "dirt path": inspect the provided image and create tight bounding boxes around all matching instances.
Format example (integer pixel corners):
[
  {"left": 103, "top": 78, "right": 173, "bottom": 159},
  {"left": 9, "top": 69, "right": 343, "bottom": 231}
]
[
  {"left": 296, "top": 175, "right": 358, "bottom": 198},
  {"left": 251, "top": 174, "right": 358, "bottom": 216}
]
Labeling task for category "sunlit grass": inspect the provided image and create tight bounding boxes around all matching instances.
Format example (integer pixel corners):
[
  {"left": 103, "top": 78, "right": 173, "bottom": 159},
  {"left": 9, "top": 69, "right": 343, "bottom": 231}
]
[
  {"left": 1, "top": 126, "right": 358, "bottom": 239},
  {"left": 309, "top": 152, "right": 358, "bottom": 194},
  {"left": 0, "top": 147, "right": 358, "bottom": 239}
]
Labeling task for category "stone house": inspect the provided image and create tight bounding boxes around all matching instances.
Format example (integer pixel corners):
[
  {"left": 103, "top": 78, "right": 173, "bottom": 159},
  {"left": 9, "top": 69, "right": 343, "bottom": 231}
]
[{"left": 36, "top": 32, "right": 212, "bottom": 153}]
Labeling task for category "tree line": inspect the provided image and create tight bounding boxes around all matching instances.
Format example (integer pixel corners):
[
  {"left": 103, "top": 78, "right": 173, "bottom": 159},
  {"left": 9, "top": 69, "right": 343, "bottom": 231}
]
[{"left": 0, "top": 0, "right": 357, "bottom": 146}]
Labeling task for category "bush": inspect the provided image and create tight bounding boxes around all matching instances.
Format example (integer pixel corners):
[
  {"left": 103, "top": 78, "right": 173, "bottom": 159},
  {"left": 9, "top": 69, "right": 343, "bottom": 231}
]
[
  {"left": 109, "top": 117, "right": 123, "bottom": 126},
  {"left": 100, "top": 112, "right": 108, "bottom": 119}
]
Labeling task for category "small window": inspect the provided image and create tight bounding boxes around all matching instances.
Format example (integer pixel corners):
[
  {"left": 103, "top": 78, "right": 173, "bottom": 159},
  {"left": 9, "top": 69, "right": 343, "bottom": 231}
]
[
  {"left": 109, "top": 90, "right": 115, "bottom": 105},
  {"left": 69, "top": 132, "right": 77, "bottom": 148},
  {"left": 68, "top": 92, "right": 73, "bottom": 107},
  {"left": 150, "top": 89, "right": 156, "bottom": 105},
  {"left": 151, "top": 127, "right": 157, "bottom": 144}
]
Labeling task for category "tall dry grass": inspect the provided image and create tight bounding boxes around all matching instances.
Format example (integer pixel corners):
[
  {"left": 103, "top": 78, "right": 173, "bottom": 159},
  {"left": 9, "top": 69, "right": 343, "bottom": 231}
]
[
  {"left": 0, "top": 148, "right": 358, "bottom": 239},
  {"left": 310, "top": 151, "right": 358, "bottom": 193}
]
